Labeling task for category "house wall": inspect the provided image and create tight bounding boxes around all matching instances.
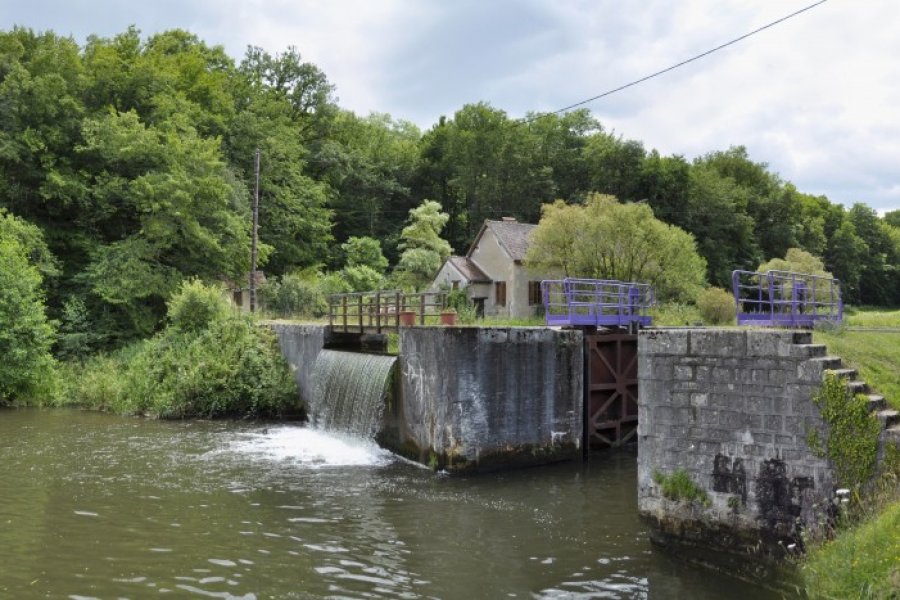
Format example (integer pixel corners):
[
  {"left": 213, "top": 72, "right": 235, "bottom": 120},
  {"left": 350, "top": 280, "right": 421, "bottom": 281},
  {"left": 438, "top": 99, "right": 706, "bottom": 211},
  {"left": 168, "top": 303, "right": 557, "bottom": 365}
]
[
  {"left": 509, "top": 263, "right": 543, "bottom": 319},
  {"left": 431, "top": 260, "right": 467, "bottom": 290},
  {"left": 469, "top": 228, "right": 517, "bottom": 317}
]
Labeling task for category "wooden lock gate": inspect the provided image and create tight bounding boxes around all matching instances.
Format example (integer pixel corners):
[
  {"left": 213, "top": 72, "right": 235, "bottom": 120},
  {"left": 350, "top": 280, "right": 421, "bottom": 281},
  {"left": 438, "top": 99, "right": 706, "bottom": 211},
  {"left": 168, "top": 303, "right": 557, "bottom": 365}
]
[{"left": 584, "top": 332, "right": 639, "bottom": 450}]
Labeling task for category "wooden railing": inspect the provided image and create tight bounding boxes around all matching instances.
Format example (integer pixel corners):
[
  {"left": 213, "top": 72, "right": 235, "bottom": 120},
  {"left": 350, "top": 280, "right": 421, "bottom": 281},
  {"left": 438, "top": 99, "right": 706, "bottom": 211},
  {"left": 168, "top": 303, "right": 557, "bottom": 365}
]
[{"left": 327, "top": 290, "right": 448, "bottom": 333}]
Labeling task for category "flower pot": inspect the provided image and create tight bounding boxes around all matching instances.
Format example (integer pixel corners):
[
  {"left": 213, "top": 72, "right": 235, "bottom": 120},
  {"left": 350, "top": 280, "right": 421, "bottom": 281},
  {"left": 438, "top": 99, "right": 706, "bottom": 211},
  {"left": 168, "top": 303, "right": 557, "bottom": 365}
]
[
  {"left": 440, "top": 311, "right": 457, "bottom": 326},
  {"left": 399, "top": 310, "right": 416, "bottom": 326}
]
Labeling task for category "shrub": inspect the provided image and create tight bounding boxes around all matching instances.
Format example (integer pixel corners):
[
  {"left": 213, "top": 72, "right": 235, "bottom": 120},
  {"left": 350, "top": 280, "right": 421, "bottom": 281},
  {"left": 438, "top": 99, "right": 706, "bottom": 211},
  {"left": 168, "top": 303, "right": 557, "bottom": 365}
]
[
  {"left": 167, "top": 279, "right": 231, "bottom": 332},
  {"left": 0, "top": 235, "right": 58, "bottom": 403},
  {"left": 696, "top": 287, "right": 736, "bottom": 325},
  {"left": 120, "top": 317, "right": 298, "bottom": 418},
  {"left": 262, "top": 273, "right": 328, "bottom": 318},
  {"left": 64, "top": 285, "right": 299, "bottom": 418}
]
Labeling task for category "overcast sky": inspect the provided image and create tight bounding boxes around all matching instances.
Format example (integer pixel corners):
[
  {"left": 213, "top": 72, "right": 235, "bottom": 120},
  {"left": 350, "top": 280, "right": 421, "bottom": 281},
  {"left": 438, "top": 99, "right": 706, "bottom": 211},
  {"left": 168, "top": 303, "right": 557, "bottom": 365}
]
[{"left": 5, "top": 0, "right": 899, "bottom": 213}]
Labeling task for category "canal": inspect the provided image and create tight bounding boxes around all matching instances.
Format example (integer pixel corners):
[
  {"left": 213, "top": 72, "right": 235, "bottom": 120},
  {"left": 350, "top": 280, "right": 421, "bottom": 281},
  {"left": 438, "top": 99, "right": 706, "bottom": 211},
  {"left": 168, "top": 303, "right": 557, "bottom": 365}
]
[{"left": 0, "top": 409, "right": 785, "bottom": 598}]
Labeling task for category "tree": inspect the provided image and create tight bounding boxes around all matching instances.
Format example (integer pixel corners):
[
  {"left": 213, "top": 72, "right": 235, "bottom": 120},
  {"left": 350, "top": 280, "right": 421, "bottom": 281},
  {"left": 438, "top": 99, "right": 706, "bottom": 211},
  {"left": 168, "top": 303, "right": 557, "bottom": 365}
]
[
  {"left": 825, "top": 214, "right": 868, "bottom": 304},
  {"left": 885, "top": 210, "right": 900, "bottom": 229},
  {"left": 339, "top": 235, "right": 388, "bottom": 292},
  {"left": 394, "top": 200, "right": 452, "bottom": 290},
  {"left": 525, "top": 194, "right": 707, "bottom": 301},
  {"left": 0, "top": 219, "right": 56, "bottom": 402},
  {"left": 758, "top": 247, "right": 831, "bottom": 276},
  {"left": 342, "top": 236, "right": 388, "bottom": 273}
]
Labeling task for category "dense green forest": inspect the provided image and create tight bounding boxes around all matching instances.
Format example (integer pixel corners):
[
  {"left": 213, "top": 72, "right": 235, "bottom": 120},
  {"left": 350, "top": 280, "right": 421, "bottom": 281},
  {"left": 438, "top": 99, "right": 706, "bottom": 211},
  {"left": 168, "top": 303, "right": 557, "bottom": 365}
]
[{"left": 1, "top": 26, "right": 899, "bottom": 356}]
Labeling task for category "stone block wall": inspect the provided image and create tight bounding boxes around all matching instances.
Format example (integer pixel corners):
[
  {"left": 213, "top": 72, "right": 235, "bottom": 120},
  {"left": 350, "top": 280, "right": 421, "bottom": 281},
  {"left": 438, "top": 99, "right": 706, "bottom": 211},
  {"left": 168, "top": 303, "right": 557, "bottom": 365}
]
[
  {"left": 638, "top": 328, "right": 837, "bottom": 553},
  {"left": 393, "top": 327, "right": 583, "bottom": 472}
]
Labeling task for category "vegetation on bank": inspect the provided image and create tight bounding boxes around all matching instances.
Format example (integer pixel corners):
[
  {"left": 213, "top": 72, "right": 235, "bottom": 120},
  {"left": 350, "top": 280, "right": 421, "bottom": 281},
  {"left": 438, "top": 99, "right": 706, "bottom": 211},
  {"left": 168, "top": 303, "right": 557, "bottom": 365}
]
[
  {"left": 56, "top": 281, "right": 299, "bottom": 418},
  {"left": 815, "top": 308, "right": 900, "bottom": 411},
  {"left": 802, "top": 461, "right": 900, "bottom": 599}
]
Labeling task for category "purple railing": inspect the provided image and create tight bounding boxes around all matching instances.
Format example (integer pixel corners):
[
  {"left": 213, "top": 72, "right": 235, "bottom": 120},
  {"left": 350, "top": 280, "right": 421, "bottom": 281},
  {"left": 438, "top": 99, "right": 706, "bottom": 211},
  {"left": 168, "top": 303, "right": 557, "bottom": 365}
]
[
  {"left": 541, "top": 278, "right": 654, "bottom": 328},
  {"left": 732, "top": 270, "right": 843, "bottom": 328}
]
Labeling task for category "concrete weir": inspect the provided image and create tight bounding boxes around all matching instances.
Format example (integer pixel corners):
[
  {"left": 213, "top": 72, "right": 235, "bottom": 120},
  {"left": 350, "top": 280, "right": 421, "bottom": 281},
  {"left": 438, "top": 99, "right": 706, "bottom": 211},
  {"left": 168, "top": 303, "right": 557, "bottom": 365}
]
[
  {"left": 269, "top": 323, "right": 584, "bottom": 473},
  {"left": 387, "top": 327, "right": 583, "bottom": 471}
]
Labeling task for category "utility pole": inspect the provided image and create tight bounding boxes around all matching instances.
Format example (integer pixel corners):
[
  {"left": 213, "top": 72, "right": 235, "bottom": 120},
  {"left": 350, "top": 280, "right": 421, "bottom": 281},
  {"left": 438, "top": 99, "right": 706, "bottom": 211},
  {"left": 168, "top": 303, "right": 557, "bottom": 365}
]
[{"left": 250, "top": 148, "right": 260, "bottom": 313}]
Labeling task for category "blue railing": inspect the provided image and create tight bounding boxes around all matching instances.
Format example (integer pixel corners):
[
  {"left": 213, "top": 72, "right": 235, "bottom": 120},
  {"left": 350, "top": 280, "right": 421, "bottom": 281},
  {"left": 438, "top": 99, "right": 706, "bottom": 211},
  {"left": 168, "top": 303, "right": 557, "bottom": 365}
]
[
  {"left": 541, "top": 278, "right": 654, "bottom": 328},
  {"left": 732, "top": 270, "right": 842, "bottom": 328}
]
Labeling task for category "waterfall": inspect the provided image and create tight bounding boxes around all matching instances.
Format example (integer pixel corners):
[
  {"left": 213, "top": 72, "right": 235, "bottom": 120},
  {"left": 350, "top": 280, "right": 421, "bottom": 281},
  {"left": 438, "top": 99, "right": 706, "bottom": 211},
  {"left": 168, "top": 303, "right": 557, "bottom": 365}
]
[{"left": 309, "top": 350, "right": 397, "bottom": 439}]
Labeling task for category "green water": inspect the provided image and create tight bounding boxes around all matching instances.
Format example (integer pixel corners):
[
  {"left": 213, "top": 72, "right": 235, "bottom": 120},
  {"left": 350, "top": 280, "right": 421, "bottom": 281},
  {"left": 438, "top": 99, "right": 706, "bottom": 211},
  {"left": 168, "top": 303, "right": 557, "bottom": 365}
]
[{"left": 0, "top": 409, "right": 786, "bottom": 599}]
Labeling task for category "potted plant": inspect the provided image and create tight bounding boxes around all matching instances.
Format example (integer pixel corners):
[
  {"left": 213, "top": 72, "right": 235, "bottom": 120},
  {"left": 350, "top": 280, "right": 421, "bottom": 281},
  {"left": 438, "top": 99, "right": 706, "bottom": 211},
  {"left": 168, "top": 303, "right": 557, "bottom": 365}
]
[
  {"left": 439, "top": 308, "right": 457, "bottom": 326},
  {"left": 399, "top": 309, "right": 417, "bottom": 326}
]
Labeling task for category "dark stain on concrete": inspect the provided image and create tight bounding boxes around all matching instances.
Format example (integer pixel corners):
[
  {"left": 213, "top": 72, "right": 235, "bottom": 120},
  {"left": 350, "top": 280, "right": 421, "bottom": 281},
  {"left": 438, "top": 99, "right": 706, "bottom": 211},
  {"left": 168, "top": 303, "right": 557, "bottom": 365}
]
[{"left": 712, "top": 454, "right": 747, "bottom": 504}]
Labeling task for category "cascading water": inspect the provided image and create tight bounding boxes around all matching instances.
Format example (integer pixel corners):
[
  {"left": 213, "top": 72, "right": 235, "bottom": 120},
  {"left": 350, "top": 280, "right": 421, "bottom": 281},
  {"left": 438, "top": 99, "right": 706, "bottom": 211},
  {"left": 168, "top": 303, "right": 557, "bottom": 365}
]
[{"left": 309, "top": 350, "right": 397, "bottom": 438}]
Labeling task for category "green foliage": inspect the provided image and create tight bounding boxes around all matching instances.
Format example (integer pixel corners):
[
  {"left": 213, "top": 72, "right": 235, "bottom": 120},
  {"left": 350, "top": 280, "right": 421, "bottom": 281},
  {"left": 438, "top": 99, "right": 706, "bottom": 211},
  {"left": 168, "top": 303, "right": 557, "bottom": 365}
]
[
  {"left": 649, "top": 301, "right": 703, "bottom": 326},
  {"left": 395, "top": 200, "right": 452, "bottom": 290},
  {"left": 0, "top": 232, "right": 57, "bottom": 403},
  {"left": 166, "top": 279, "right": 231, "bottom": 333},
  {"left": 61, "top": 300, "right": 298, "bottom": 419},
  {"left": 342, "top": 236, "right": 388, "bottom": 272},
  {"left": 696, "top": 287, "right": 736, "bottom": 325},
  {"left": 445, "top": 287, "right": 477, "bottom": 323},
  {"left": 526, "top": 193, "right": 707, "bottom": 302},
  {"left": 802, "top": 500, "right": 900, "bottom": 599},
  {"left": 260, "top": 272, "right": 328, "bottom": 318},
  {"left": 55, "top": 297, "right": 103, "bottom": 361},
  {"left": 651, "top": 469, "right": 711, "bottom": 507},
  {"left": 808, "top": 372, "right": 881, "bottom": 490},
  {"left": 0, "top": 25, "right": 897, "bottom": 357},
  {"left": 758, "top": 247, "right": 831, "bottom": 277}
]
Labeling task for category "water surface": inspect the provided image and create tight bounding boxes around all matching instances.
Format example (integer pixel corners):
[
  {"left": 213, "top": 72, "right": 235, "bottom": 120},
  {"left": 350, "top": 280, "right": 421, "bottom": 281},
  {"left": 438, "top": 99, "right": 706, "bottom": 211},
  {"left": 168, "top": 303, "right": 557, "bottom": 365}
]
[{"left": 0, "top": 409, "right": 783, "bottom": 599}]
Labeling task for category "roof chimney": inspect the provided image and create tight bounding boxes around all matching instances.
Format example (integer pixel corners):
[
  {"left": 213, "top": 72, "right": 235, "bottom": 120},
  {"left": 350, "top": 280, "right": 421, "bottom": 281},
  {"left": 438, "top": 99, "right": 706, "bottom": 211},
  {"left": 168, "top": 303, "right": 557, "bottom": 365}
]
[{"left": 501, "top": 217, "right": 517, "bottom": 222}]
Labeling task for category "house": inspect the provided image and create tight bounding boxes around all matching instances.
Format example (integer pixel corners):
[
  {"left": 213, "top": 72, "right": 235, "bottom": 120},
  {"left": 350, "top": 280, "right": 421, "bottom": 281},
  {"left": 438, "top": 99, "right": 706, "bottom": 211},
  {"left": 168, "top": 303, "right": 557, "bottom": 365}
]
[
  {"left": 431, "top": 217, "right": 551, "bottom": 318},
  {"left": 224, "top": 271, "right": 267, "bottom": 312}
]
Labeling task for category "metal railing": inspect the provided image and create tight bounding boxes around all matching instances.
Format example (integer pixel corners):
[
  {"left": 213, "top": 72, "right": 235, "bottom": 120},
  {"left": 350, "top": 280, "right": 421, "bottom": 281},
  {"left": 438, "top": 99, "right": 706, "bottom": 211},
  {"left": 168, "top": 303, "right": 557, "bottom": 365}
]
[
  {"left": 732, "top": 269, "right": 843, "bottom": 328},
  {"left": 327, "top": 290, "right": 449, "bottom": 333},
  {"left": 541, "top": 278, "right": 654, "bottom": 328}
]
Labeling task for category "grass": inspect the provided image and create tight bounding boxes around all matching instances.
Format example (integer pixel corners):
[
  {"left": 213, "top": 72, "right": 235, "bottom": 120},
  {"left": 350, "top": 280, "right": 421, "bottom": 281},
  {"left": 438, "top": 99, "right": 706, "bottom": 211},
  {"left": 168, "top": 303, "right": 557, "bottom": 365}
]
[
  {"left": 814, "top": 308, "right": 900, "bottom": 410},
  {"left": 652, "top": 468, "right": 712, "bottom": 506},
  {"left": 844, "top": 307, "right": 900, "bottom": 328},
  {"left": 802, "top": 497, "right": 900, "bottom": 599},
  {"left": 648, "top": 301, "right": 705, "bottom": 327}
]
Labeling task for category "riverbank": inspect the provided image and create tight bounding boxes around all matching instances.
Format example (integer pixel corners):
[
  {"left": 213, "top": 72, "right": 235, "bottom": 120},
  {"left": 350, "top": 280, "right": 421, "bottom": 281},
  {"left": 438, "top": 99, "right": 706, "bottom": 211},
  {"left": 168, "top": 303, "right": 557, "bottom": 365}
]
[{"left": 804, "top": 307, "right": 900, "bottom": 597}]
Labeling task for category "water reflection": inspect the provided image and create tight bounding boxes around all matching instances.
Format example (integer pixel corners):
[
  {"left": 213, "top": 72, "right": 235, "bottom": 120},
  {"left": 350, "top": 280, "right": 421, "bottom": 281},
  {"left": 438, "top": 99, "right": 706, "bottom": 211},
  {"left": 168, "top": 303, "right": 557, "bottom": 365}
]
[{"left": 0, "top": 409, "right": 784, "bottom": 599}]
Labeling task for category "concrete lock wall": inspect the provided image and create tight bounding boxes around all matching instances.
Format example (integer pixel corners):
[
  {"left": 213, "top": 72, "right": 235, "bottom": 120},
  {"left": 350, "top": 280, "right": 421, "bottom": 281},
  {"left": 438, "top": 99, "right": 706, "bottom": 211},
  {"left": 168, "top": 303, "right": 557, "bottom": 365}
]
[
  {"left": 637, "top": 328, "right": 837, "bottom": 560},
  {"left": 388, "top": 327, "right": 584, "bottom": 472},
  {"left": 269, "top": 323, "right": 327, "bottom": 408}
]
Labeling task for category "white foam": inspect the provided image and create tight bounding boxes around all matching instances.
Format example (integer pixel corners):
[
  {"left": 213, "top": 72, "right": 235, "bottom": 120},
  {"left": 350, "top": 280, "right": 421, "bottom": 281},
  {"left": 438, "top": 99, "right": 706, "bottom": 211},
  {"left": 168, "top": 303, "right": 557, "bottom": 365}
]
[{"left": 228, "top": 426, "right": 394, "bottom": 468}]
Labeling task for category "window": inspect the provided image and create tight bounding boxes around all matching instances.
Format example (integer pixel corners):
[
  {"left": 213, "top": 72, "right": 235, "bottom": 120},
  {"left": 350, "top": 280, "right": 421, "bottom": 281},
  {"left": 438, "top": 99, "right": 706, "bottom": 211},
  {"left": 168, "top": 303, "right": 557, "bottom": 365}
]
[
  {"left": 495, "top": 281, "right": 507, "bottom": 307},
  {"left": 528, "top": 281, "right": 542, "bottom": 306},
  {"left": 451, "top": 280, "right": 460, "bottom": 290}
]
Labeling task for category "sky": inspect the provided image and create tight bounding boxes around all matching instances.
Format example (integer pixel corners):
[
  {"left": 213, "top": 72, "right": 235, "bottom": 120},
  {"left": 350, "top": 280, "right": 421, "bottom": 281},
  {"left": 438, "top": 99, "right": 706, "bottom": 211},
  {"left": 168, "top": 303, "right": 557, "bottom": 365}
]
[{"left": 4, "top": 0, "right": 899, "bottom": 213}]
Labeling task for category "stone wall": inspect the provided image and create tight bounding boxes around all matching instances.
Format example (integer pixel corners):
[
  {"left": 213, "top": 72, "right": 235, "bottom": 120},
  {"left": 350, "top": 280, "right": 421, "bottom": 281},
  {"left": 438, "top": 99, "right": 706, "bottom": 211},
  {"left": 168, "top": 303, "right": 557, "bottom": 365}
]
[
  {"left": 390, "top": 327, "right": 583, "bottom": 472},
  {"left": 637, "top": 328, "right": 836, "bottom": 560}
]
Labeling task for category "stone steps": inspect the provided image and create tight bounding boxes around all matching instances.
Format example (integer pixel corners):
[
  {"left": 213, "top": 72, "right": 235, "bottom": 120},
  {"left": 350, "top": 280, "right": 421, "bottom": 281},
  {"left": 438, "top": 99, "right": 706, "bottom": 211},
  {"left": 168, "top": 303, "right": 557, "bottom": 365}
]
[
  {"left": 791, "top": 343, "right": 828, "bottom": 358},
  {"left": 794, "top": 339, "right": 899, "bottom": 460},
  {"left": 884, "top": 426, "right": 900, "bottom": 445},
  {"left": 877, "top": 409, "right": 900, "bottom": 428},
  {"left": 813, "top": 356, "right": 843, "bottom": 370},
  {"left": 867, "top": 394, "right": 887, "bottom": 412}
]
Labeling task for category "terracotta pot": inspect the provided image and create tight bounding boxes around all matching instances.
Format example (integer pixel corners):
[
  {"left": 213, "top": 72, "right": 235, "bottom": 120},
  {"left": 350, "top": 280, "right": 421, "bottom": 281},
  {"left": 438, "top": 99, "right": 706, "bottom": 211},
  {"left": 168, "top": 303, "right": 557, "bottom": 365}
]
[
  {"left": 399, "top": 310, "right": 416, "bottom": 326},
  {"left": 440, "top": 311, "right": 457, "bottom": 326}
]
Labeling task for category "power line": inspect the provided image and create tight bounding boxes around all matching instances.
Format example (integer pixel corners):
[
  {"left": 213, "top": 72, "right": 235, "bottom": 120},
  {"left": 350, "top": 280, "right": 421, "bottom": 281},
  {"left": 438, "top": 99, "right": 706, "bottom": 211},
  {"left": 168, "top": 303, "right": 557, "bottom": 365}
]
[{"left": 522, "top": 0, "right": 829, "bottom": 124}]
